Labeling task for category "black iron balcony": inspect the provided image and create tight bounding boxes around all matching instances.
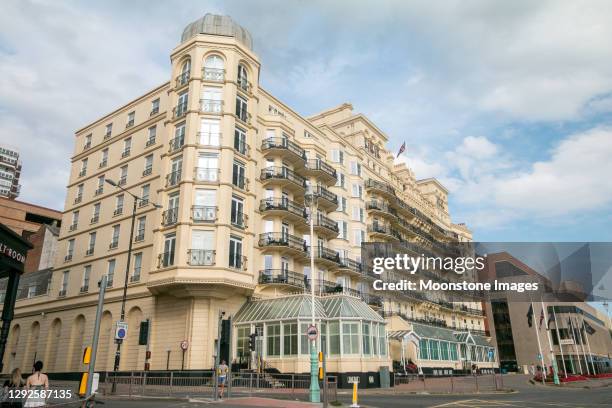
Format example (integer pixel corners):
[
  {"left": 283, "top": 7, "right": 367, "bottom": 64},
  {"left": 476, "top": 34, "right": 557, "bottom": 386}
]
[
  {"left": 162, "top": 207, "right": 178, "bottom": 226},
  {"left": 126, "top": 120, "right": 134, "bottom": 129},
  {"left": 188, "top": 249, "right": 215, "bottom": 266},
  {"left": 236, "top": 107, "right": 251, "bottom": 125},
  {"left": 365, "top": 179, "right": 396, "bottom": 198},
  {"left": 259, "top": 198, "right": 308, "bottom": 223},
  {"left": 258, "top": 232, "right": 307, "bottom": 253},
  {"left": 169, "top": 135, "right": 184, "bottom": 153},
  {"left": 234, "top": 139, "right": 249, "bottom": 156},
  {"left": 109, "top": 240, "right": 118, "bottom": 250},
  {"left": 192, "top": 205, "right": 217, "bottom": 222},
  {"left": 313, "top": 213, "right": 339, "bottom": 236},
  {"left": 314, "top": 245, "right": 341, "bottom": 265},
  {"left": 454, "top": 304, "right": 485, "bottom": 316},
  {"left": 130, "top": 274, "right": 140, "bottom": 283},
  {"left": 145, "top": 137, "right": 156, "bottom": 147},
  {"left": 83, "top": 142, "right": 91, "bottom": 150},
  {"left": 194, "top": 167, "right": 219, "bottom": 182},
  {"left": 78, "top": 169, "right": 86, "bottom": 177},
  {"left": 99, "top": 159, "right": 107, "bottom": 168},
  {"left": 237, "top": 76, "right": 251, "bottom": 93},
  {"left": 307, "top": 185, "right": 338, "bottom": 210},
  {"left": 200, "top": 99, "right": 223, "bottom": 113},
  {"left": 58, "top": 289, "right": 66, "bottom": 297},
  {"left": 259, "top": 269, "right": 305, "bottom": 289},
  {"left": 202, "top": 67, "right": 224, "bottom": 82},
  {"left": 68, "top": 223, "right": 78, "bottom": 232},
  {"left": 261, "top": 137, "right": 307, "bottom": 166},
  {"left": 117, "top": 176, "right": 127, "bottom": 186},
  {"left": 176, "top": 71, "right": 190, "bottom": 87},
  {"left": 64, "top": 254, "right": 73, "bottom": 262},
  {"left": 150, "top": 107, "right": 159, "bottom": 116},
  {"left": 166, "top": 170, "right": 182, "bottom": 187},
  {"left": 134, "top": 232, "right": 145, "bottom": 242},
  {"left": 260, "top": 167, "right": 306, "bottom": 190},
  {"left": 104, "top": 131, "right": 112, "bottom": 140},
  {"left": 138, "top": 199, "right": 149, "bottom": 208},
  {"left": 158, "top": 251, "right": 175, "bottom": 268},
  {"left": 336, "top": 257, "right": 362, "bottom": 274},
  {"left": 80, "top": 285, "right": 89, "bottom": 294},
  {"left": 366, "top": 199, "right": 394, "bottom": 216},
  {"left": 173, "top": 102, "right": 188, "bottom": 119},
  {"left": 305, "top": 159, "right": 337, "bottom": 184},
  {"left": 143, "top": 166, "right": 153, "bottom": 177},
  {"left": 74, "top": 195, "right": 82, "bottom": 204},
  {"left": 469, "top": 329, "right": 490, "bottom": 336},
  {"left": 367, "top": 223, "right": 397, "bottom": 240},
  {"left": 85, "top": 247, "right": 94, "bottom": 256},
  {"left": 121, "top": 148, "right": 131, "bottom": 158},
  {"left": 95, "top": 186, "right": 103, "bottom": 196}
]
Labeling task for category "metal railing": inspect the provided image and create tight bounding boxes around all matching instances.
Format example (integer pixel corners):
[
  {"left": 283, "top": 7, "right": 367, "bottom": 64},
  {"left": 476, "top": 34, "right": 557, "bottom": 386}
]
[
  {"left": 315, "top": 245, "right": 341, "bottom": 263},
  {"left": 260, "top": 167, "right": 306, "bottom": 188},
  {"left": 176, "top": 71, "right": 190, "bottom": 87},
  {"left": 259, "top": 197, "right": 307, "bottom": 219},
  {"left": 166, "top": 170, "right": 182, "bottom": 187},
  {"left": 392, "top": 372, "right": 503, "bottom": 393},
  {"left": 308, "top": 184, "right": 338, "bottom": 205},
  {"left": 200, "top": 99, "right": 223, "bottom": 113},
  {"left": 162, "top": 207, "right": 178, "bottom": 226},
  {"left": 158, "top": 252, "right": 174, "bottom": 268},
  {"left": 259, "top": 269, "right": 306, "bottom": 288},
  {"left": 194, "top": 167, "right": 219, "bottom": 182},
  {"left": 188, "top": 249, "right": 215, "bottom": 266},
  {"left": 365, "top": 178, "right": 396, "bottom": 196},
  {"left": 173, "top": 102, "right": 188, "bottom": 119},
  {"left": 306, "top": 158, "right": 337, "bottom": 180},
  {"left": 258, "top": 232, "right": 307, "bottom": 252},
  {"left": 197, "top": 132, "right": 221, "bottom": 147},
  {"left": 203, "top": 67, "right": 224, "bottom": 81},
  {"left": 192, "top": 205, "right": 217, "bottom": 222},
  {"left": 169, "top": 135, "right": 185, "bottom": 153},
  {"left": 261, "top": 137, "right": 306, "bottom": 161},
  {"left": 314, "top": 213, "right": 339, "bottom": 233}
]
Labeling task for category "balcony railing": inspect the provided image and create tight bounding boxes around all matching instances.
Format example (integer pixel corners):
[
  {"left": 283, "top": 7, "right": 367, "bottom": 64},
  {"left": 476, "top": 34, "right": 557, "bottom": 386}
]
[
  {"left": 99, "top": 160, "right": 107, "bottom": 168},
  {"left": 89, "top": 214, "right": 98, "bottom": 223},
  {"left": 95, "top": 187, "right": 103, "bottom": 196},
  {"left": 261, "top": 137, "right": 306, "bottom": 161},
  {"left": 117, "top": 176, "right": 127, "bottom": 186},
  {"left": 104, "top": 132, "right": 112, "bottom": 140},
  {"left": 85, "top": 248, "right": 94, "bottom": 256},
  {"left": 130, "top": 274, "right": 140, "bottom": 283},
  {"left": 314, "top": 213, "right": 339, "bottom": 233},
  {"left": 306, "top": 159, "right": 337, "bottom": 180},
  {"left": 138, "top": 199, "right": 149, "bottom": 208},
  {"left": 78, "top": 169, "right": 86, "bottom": 177},
  {"left": 368, "top": 223, "right": 392, "bottom": 235},
  {"left": 236, "top": 108, "right": 251, "bottom": 125},
  {"left": 259, "top": 270, "right": 305, "bottom": 288},
  {"left": 125, "top": 120, "right": 134, "bottom": 129},
  {"left": 197, "top": 132, "right": 221, "bottom": 147},
  {"left": 145, "top": 137, "right": 156, "bottom": 147},
  {"left": 109, "top": 241, "right": 118, "bottom": 250},
  {"left": 143, "top": 166, "right": 152, "bottom": 177},
  {"left": 365, "top": 179, "right": 396, "bottom": 196},
  {"left": 315, "top": 245, "right": 341, "bottom": 263},
  {"left": 121, "top": 148, "right": 131, "bottom": 158},
  {"left": 202, "top": 67, "right": 224, "bottom": 82},
  {"left": 64, "top": 254, "right": 73, "bottom": 262},
  {"left": 74, "top": 195, "right": 82, "bottom": 204},
  {"left": 134, "top": 232, "right": 145, "bottom": 242},
  {"left": 169, "top": 135, "right": 184, "bottom": 153},
  {"left": 173, "top": 102, "right": 188, "bottom": 119},
  {"left": 162, "top": 207, "right": 179, "bottom": 226},
  {"left": 58, "top": 289, "right": 66, "bottom": 297},
  {"left": 367, "top": 199, "right": 392, "bottom": 213},
  {"left": 237, "top": 76, "right": 251, "bottom": 93},
  {"left": 68, "top": 223, "right": 78, "bottom": 232},
  {"left": 158, "top": 251, "right": 175, "bottom": 268},
  {"left": 338, "top": 257, "right": 362, "bottom": 273},
  {"left": 192, "top": 205, "right": 217, "bottom": 222},
  {"left": 188, "top": 249, "right": 215, "bottom": 266},
  {"left": 150, "top": 107, "right": 159, "bottom": 116},
  {"left": 234, "top": 139, "right": 249, "bottom": 156},
  {"left": 194, "top": 167, "right": 219, "bottom": 182},
  {"left": 176, "top": 71, "right": 190, "bottom": 87},
  {"left": 259, "top": 197, "right": 307, "bottom": 219},
  {"left": 166, "top": 170, "right": 182, "bottom": 187},
  {"left": 308, "top": 185, "right": 338, "bottom": 206},
  {"left": 80, "top": 285, "right": 89, "bottom": 294},
  {"left": 200, "top": 99, "right": 223, "bottom": 113},
  {"left": 260, "top": 167, "right": 306, "bottom": 188},
  {"left": 83, "top": 142, "right": 91, "bottom": 150},
  {"left": 258, "top": 232, "right": 307, "bottom": 252},
  {"left": 231, "top": 212, "right": 247, "bottom": 229}
]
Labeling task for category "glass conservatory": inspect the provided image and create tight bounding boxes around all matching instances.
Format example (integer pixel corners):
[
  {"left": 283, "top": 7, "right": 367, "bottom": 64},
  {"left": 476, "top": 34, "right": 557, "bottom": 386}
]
[{"left": 233, "top": 293, "right": 390, "bottom": 374}]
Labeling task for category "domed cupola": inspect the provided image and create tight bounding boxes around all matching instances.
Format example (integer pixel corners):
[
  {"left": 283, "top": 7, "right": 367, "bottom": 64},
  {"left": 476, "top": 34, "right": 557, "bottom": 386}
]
[{"left": 180, "top": 13, "right": 253, "bottom": 50}]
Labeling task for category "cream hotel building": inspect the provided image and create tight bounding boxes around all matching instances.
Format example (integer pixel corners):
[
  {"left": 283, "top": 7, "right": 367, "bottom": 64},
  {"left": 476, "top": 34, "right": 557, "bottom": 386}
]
[{"left": 3, "top": 15, "right": 497, "bottom": 379}]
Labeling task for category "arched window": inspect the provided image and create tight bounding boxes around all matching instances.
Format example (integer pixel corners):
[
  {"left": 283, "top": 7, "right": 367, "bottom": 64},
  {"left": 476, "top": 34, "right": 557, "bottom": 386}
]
[
  {"left": 237, "top": 64, "right": 249, "bottom": 91},
  {"left": 178, "top": 59, "right": 191, "bottom": 86},
  {"left": 203, "top": 55, "right": 224, "bottom": 81}
]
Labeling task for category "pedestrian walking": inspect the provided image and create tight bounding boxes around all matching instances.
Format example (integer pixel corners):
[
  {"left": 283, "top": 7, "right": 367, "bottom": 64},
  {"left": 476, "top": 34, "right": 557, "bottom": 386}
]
[
  {"left": 24, "top": 361, "right": 48, "bottom": 408},
  {"left": 218, "top": 360, "right": 229, "bottom": 399},
  {"left": 1, "top": 368, "right": 25, "bottom": 408}
]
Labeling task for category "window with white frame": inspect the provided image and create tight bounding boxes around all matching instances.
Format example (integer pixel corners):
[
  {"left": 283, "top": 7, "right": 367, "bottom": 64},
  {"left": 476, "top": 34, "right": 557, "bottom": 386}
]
[
  {"left": 331, "top": 149, "right": 344, "bottom": 164},
  {"left": 110, "top": 224, "right": 120, "bottom": 248},
  {"left": 267, "top": 324, "right": 281, "bottom": 356},
  {"left": 350, "top": 161, "right": 362, "bottom": 176},
  {"left": 229, "top": 235, "right": 243, "bottom": 269},
  {"left": 283, "top": 323, "right": 298, "bottom": 356},
  {"left": 132, "top": 252, "right": 142, "bottom": 281},
  {"left": 107, "top": 259, "right": 116, "bottom": 285},
  {"left": 136, "top": 216, "right": 146, "bottom": 241},
  {"left": 329, "top": 322, "right": 340, "bottom": 355},
  {"left": 335, "top": 172, "right": 345, "bottom": 188},
  {"left": 337, "top": 221, "right": 348, "bottom": 239},
  {"left": 200, "top": 118, "right": 220, "bottom": 146},
  {"left": 351, "top": 183, "right": 363, "bottom": 198}
]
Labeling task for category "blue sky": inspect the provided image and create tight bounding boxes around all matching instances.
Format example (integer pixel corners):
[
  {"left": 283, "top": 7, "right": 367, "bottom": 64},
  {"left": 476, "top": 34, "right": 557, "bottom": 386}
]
[{"left": 1, "top": 0, "right": 612, "bottom": 244}]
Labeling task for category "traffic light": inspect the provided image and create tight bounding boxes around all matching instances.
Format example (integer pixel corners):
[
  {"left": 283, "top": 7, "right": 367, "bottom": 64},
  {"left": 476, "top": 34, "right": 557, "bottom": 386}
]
[
  {"left": 249, "top": 333, "right": 257, "bottom": 351},
  {"left": 138, "top": 320, "right": 149, "bottom": 346}
]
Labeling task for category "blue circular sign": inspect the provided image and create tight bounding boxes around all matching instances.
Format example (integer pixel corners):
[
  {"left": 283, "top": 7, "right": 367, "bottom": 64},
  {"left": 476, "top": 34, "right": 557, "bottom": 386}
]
[{"left": 117, "top": 328, "right": 127, "bottom": 339}]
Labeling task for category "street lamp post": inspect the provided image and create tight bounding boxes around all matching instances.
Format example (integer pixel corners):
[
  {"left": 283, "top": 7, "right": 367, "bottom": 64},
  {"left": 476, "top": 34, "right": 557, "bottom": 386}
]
[
  {"left": 307, "top": 192, "right": 321, "bottom": 403},
  {"left": 105, "top": 179, "right": 161, "bottom": 393}
]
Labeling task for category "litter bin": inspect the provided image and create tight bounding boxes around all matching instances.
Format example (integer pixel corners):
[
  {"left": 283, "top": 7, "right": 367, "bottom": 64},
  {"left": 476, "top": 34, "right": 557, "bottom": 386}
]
[{"left": 379, "top": 366, "right": 390, "bottom": 388}]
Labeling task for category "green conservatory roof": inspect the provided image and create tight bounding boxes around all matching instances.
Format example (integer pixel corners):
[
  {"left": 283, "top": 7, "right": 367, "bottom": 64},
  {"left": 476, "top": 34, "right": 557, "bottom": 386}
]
[
  {"left": 392, "top": 324, "right": 492, "bottom": 347},
  {"left": 233, "top": 294, "right": 384, "bottom": 323}
]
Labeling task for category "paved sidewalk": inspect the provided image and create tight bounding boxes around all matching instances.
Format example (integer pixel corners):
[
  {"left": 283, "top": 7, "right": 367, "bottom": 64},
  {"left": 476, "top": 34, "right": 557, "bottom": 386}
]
[{"left": 212, "top": 397, "right": 321, "bottom": 407}]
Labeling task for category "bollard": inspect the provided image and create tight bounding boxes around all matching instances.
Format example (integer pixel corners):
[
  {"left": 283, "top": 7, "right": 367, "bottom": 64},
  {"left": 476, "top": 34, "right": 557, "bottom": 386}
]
[{"left": 350, "top": 382, "right": 359, "bottom": 408}]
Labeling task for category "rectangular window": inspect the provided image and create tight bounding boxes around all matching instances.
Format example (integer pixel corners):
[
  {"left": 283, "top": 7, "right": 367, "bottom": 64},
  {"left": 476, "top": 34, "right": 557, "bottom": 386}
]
[
  {"left": 267, "top": 324, "right": 281, "bottom": 357},
  {"left": 283, "top": 323, "right": 298, "bottom": 356},
  {"left": 92, "top": 203, "right": 101, "bottom": 221},
  {"left": 115, "top": 194, "right": 124, "bottom": 214},
  {"left": 362, "top": 322, "right": 371, "bottom": 355},
  {"left": 173, "top": 122, "right": 186, "bottom": 151},
  {"left": 136, "top": 216, "right": 146, "bottom": 241},
  {"left": 237, "top": 327, "right": 249, "bottom": 358},
  {"left": 71, "top": 210, "right": 79, "bottom": 229},
  {"left": 141, "top": 184, "right": 150, "bottom": 204},
  {"left": 441, "top": 341, "right": 450, "bottom": 360},
  {"left": 66, "top": 239, "right": 75, "bottom": 260},
  {"left": 162, "top": 233, "right": 176, "bottom": 267},
  {"left": 84, "top": 134, "right": 92, "bottom": 149},
  {"left": 335, "top": 172, "right": 345, "bottom": 188},
  {"left": 87, "top": 232, "right": 96, "bottom": 255},
  {"left": 122, "top": 138, "right": 132, "bottom": 157},
  {"left": 201, "top": 87, "right": 221, "bottom": 112},
  {"left": 300, "top": 323, "right": 311, "bottom": 355},
  {"left": 339, "top": 197, "right": 347, "bottom": 213},
  {"left": 350, "top": 161, "right": 362, "bottom": 176},
  {"left": 351, "top": 206, "right": 361, "bottom": 221},
  {"left": 331, "top": 149, "right": 344, "bottom": 164},
  {"left": 234, "top": 127, "right": 247, "bottom": 155},
  {"left": 100, "top": 148, "right": 108, "bottom": 167},
  {"left": 235, "top": 95, "right": 248, "bottom": 122},
  {"left": 420, "top": 339, "right": 429, "bottom": 360},
  {"left": 144, "top": 154, "right": 153, "bottom": 175},
  {"left": 196, "top": 153, "right": 218, "bottom": 181},
  {"left": 151, "top": 98, "right": 160, "bottom": 115},
  {"left": 107, "top": 259, "right": 116, "bottom": 286},
  {"left": 82, "top": 265, "right": 91, "bottom": 291},
  {"left": 353, "top": 229, "right": 362, "bottom": 246},
  {"left": 96, "top": 175, "right": 104, "bottom": 195},
  {"left": 351, "top": 183, "right": 363, "bottom": 198},
  {"left": 379, "top": 324, "right": 387, "bottom": 356},
  {"left": 429, "top": 340, "right": 440, "bottom": 360},
  {"left": 450, "top": 343, "right": 458, "bottom": 361},
  {"left": 342, "top": 322, "right": 359, "bottom": 355},
  {"left": 329, "top": 322, "right": 340, "bottom": 356},
  {"left": 200, "top": 118, "right": 220, "bottom": 146},
  {"left": 232, "top": 160, "right": 246, "bottom": 189},
  {"left": 119, "top": 165, "right": 128, "bottom": 185},
  {"left": 105, "top": 123, "right": 112, "bottom": 137},
  {"left": 110, "top": 224, "right": 120, "bottom": 248},
  {"left": 132, "top": 252, "right": 142, "bottom": 281},
  {"left": 229, "top": 235, "right": 243, "bottom": 269},
  {"left": 61, "top": 271, "right": 69, "bottom": 293},
  {"left": 126, "top": 111, "right": 135, "bottom": 127},
  {"left": 231, "top": 196, "right": 245, "bottom": 228},
  {"left": 337, "top": 221, "right": 348, "bottom": 239},
  {"left": 80, "top": 158, "right": 88, "bottom": 176}
]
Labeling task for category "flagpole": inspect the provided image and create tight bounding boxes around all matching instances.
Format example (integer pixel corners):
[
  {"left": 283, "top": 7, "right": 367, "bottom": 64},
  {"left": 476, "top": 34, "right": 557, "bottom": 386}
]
[
  {"left": 580, "top": 317, "right": 597, "bottom": 375},
  {"left": 574, "top": 315, "right": 590, "bottom": 375},
  {"left": 531, "top": 302, "right": 546, "bottom": 384},
  {"left": 541, "top": 301, "right": 560, "bottom": 385},
  {"left": 563, "top": 313, "right": 575, "bottom": 374},
  {"left": 567, "top": 315, "right": 582, "bottom": 374},
  {"left": 552, "top": 307, "right": 567, "bottom": 378},
  {"left": 568, "top": 316, "right": 583, "bottom": 375}
]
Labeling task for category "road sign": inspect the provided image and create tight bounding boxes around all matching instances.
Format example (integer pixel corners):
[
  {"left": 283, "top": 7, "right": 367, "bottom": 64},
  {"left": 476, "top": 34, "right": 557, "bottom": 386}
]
[
  {"left": 347, "top": 376, "right": 360, "bottom": 384},
  {"left": 180, "top": 340, "right": 189, "bottom": 350},
  {"left": 306, "top": 325, "right": 318, "bottom": 340},
  {"left": 115, "top": 321, "right": 128, "bottom": 340}
]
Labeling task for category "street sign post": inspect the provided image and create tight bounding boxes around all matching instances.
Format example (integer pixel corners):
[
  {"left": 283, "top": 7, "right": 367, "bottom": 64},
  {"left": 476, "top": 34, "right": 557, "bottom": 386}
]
[
  {"left": 114, "top": 321, "right": 128, "bottom": 342},
  {"left": 180, "top": 340, "right": 188, "bottom": 371}
]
